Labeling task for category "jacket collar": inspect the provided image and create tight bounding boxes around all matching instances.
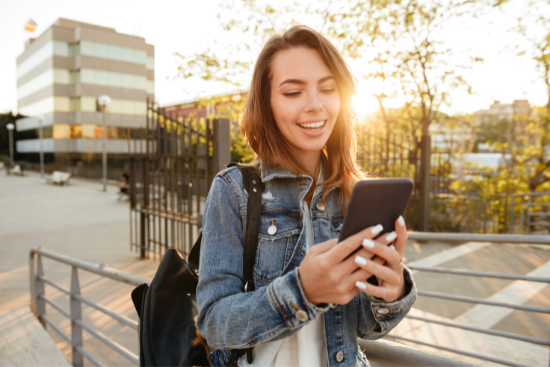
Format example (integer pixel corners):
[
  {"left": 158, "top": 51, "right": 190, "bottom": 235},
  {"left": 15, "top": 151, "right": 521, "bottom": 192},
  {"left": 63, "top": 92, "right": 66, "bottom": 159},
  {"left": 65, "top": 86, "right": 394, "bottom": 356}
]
[{"left": 259, "top": 160, "right": 311, "bottom": 183}]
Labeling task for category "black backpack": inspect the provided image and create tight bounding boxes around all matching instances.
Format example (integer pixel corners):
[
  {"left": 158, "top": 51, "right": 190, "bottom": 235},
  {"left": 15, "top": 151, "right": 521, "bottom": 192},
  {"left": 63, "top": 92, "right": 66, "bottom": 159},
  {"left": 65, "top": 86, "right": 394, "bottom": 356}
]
[{"left": 131, "top": 163, "right": 264, "bottom": 366}]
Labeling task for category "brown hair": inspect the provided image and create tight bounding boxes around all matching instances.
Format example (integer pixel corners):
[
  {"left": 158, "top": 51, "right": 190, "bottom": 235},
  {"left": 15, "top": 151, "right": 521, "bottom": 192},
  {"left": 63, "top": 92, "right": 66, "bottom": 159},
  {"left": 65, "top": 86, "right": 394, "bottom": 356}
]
[{"left": 240, "top": 25, "right": 365, "bottom": 211}]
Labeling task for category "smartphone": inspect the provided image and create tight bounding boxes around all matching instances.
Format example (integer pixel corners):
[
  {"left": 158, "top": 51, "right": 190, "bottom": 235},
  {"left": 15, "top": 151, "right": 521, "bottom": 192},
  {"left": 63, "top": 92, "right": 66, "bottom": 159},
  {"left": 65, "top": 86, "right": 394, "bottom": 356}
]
[{"left": 338, "top": 178, "right": 413, "bottom": 243}]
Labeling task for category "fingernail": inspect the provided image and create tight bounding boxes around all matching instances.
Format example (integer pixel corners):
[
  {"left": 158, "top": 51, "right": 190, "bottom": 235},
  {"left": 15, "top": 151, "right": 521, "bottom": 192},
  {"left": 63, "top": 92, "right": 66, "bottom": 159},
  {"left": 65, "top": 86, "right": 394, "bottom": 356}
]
[
  {"left": 354, "top": 255, "right": 367, "bottom": 266},
  {"left": 371, "top": 224, "right": 383, "bottom": 235},
  {"left": 398, "top": 215, "right": 405, "bottom": 227},
  {"left": 362, "top": 239, "right": 375, "bottom": 248},
  {"left": 386, "top": 231, "right": 397, "bottom": 242},
  {"left": 355, "top": 281, "right": 367, "bottom": 290},
  {"left": 389, "top": 244, "right": 395, "bottom": 250}
]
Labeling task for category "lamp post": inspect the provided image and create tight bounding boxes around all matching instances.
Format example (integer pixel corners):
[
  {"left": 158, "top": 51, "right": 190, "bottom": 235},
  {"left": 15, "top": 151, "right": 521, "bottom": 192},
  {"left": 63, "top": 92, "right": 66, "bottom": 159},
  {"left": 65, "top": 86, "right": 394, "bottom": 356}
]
[
  {"left": 6, "top": 123, "right": 14, "bottom": 165},
  {"left": 98, "top": 95, "right": 111, "bottom": 192},
  {"left": 38, "top": 115, "right": 44, "bottom": 178}
]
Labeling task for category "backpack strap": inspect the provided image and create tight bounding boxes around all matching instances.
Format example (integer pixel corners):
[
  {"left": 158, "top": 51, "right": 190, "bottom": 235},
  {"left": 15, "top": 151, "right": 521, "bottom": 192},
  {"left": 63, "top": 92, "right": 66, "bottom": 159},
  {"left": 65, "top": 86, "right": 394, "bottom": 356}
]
[
  {"left": 227, "top": 162, "right": 263, "bottom": 364},
  {"left": 228, "top": 163, "right": 264, "bottom": 293}
]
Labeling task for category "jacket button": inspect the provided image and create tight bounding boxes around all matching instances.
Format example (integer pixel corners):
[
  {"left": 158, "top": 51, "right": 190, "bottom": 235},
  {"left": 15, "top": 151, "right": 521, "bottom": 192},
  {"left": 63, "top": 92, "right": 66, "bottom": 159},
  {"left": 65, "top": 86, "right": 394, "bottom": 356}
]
[
  {"left": 377, "top": 308, "right": 389, "bottom": 314},
  {"left": 335, "top": 351, "right": 344, "bottom": 362},
  {"left": 316, "top": 202, "right": 325, "bottom": 211},
  {"left": 295, "top": 310, "right": 308, "bottom": 322}
]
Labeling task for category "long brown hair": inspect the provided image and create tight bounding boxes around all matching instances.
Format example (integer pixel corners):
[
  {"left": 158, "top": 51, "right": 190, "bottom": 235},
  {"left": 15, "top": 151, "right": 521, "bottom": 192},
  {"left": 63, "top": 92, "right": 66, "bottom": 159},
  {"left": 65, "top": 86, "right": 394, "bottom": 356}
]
[{"left": 240, "top": 25, "right": 365, "bottom": 211}]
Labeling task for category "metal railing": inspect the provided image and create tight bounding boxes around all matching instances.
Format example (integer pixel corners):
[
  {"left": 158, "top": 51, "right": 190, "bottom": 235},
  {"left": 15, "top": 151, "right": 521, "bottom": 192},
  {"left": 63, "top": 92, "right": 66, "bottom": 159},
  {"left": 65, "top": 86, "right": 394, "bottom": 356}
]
[
  {"left": 389, "top": 232, "right": 550, "bottom": 367},
  {"left": 29, "top": 247, "right": 150, "bottom": 367},
  {"left": 29, "top": 232, "right": 550, "bottom": 367}
]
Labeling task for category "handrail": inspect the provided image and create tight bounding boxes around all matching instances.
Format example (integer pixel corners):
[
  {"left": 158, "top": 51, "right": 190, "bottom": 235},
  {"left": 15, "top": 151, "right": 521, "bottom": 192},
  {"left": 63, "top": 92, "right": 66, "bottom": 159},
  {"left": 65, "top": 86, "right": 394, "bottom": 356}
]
[
  {"left": 407, "top": 265, "right": 550, "bottom": 283},
  {"left": 32, "top": 247, "right": 150, "bottom": 286},
  {"left": 400, "top": 231, "right": 550, "bottom": 367},
  {"left": 29, "top": 233, "right": 550, "bottom": 367},
  {"left": 29, "top": 247, "right": 146, "bottom": 366},
  {"left": 407, "top": 232, "right": 550, "bottom": 244}
]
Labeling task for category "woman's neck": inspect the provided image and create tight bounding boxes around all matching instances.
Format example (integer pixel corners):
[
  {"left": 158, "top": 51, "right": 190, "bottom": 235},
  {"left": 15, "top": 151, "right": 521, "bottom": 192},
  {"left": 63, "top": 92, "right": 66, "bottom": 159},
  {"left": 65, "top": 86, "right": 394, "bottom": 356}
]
[{"left": 300, "top": 151, "right": 322, "bottom": 208}]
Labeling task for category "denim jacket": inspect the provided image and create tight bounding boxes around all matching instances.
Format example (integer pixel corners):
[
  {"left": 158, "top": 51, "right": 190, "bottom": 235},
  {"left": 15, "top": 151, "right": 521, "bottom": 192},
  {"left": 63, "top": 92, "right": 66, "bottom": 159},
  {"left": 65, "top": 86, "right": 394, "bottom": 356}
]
[{"left": 197, "top": 162, "right": 417, "bottom": 367}]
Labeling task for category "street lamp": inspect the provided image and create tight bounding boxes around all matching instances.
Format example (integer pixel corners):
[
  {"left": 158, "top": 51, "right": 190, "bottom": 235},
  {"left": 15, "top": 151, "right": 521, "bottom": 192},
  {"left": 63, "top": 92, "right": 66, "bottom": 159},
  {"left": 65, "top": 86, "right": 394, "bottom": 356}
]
[
  {"left": 38, "top": 115, "right": 44, "bottom": 178},
  {"left": 98, "top": 95, "right": 111, "bottom": 192},
  {"left": 6, "top": 123, "right": 14, "bottom": 165}
]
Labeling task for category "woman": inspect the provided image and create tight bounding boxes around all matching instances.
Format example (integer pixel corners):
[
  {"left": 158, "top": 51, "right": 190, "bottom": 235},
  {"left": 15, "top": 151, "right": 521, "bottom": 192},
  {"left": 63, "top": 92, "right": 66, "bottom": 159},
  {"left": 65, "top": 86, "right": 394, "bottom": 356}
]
[{"left": 197, "top": 25, "right": 417, "bottom": 367}]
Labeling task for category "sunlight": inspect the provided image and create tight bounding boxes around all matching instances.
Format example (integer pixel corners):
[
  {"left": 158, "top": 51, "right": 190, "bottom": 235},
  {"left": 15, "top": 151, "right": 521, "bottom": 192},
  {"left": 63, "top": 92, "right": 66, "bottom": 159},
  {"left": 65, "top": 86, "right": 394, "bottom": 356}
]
[{"left": 351, "top": 80, "right": 380, "bottom": 118}]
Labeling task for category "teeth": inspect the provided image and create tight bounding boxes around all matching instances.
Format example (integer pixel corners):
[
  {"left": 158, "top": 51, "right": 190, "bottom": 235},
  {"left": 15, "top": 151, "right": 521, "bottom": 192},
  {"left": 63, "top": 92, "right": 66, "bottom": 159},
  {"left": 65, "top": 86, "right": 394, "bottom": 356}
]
[{"left": 298, "top": 120, "right": 325, "bottom": 129}]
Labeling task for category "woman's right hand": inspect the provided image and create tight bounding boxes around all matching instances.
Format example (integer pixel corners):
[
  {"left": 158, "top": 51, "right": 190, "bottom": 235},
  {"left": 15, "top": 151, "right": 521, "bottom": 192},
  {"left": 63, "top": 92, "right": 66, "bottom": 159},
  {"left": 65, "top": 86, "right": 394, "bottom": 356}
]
[{"left": 298, "top": 224, "right": 393, "bottom": 305}]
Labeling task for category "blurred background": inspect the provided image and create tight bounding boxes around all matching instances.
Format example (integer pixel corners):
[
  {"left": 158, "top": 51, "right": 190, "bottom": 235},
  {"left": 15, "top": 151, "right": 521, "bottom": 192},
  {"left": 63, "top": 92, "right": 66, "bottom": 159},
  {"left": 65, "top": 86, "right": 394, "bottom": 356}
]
[{"left": 0, "top": 1, "right": 549, "bottom": 367}]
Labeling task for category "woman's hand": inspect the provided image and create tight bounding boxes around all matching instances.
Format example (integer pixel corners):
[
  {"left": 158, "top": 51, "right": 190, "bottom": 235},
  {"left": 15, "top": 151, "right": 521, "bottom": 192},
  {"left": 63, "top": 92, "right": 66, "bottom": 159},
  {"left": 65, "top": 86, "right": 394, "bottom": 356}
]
[
  {"left": 298, "top": 223, "right": 395, "bottom": 305},
  {"left": 354, "top": 216, "right": 408, "bottom": 302}
]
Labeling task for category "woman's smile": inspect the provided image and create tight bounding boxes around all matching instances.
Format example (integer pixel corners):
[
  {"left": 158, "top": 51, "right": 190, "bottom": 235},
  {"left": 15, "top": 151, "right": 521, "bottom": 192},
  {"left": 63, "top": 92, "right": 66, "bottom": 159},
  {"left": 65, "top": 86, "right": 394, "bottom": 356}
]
[{"left": 297, "top": 119, "right": 327, "bottom": 134}]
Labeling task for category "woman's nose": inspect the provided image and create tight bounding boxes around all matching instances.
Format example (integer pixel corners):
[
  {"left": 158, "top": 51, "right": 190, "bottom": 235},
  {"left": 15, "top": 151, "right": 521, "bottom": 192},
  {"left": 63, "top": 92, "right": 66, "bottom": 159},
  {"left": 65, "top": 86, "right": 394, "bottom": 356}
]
[{"left": 304, "top": 91, "right": 323, "bottom": 113}]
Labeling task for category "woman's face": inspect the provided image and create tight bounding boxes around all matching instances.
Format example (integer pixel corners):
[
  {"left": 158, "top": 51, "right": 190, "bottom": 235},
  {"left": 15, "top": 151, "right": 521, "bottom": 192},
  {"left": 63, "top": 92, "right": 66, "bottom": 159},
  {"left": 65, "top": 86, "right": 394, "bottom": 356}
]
[{"left": 270, "top": 47, "right": 340, "bottom": 157}]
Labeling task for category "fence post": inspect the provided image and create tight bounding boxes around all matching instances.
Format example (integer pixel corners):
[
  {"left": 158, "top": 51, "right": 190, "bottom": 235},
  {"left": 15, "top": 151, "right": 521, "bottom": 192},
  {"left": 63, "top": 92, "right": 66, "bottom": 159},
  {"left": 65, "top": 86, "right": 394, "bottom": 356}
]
[
  {"left": 213, "top": 118, "right": 231, "bottom": 174},
  {"left": 29, "top": 251, "right": 46, "bottom": 327},
  {"left": 70, "top": 266, "right": 84, "bottom": 367},
  {"left": 418, "top": 135, "right": 431, "bottom": 232}
]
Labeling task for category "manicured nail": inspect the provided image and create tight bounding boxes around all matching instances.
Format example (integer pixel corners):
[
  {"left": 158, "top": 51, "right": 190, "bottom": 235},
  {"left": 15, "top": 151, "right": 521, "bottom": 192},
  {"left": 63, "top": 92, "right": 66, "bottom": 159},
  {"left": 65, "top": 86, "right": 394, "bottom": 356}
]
[
  {"left": 362, "top": 239, "right": 375, "bottom": 248},
  {"left": 386, "top": 231, "right": 397, "bottom": 242},
  {"left": 371, "top": 224, "right": 383, "bottom": 235},
  {"left": 355, "top": 281, "right": 367, "bottom": 290},
  {"left": 354, "top": 255, "right": 367, "bottom": 266},
  {"left": 389, "top": 244, "right": 395, "bottom": 250},
  {"left": 398, "top": 215, "right": 405, "bottom": 227}
]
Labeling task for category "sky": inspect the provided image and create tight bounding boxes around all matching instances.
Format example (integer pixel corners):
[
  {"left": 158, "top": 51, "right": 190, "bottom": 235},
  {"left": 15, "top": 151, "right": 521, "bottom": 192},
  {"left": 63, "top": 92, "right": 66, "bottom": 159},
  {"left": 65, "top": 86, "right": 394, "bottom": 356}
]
[{"left": 0, "top": 0, "right": 548, "bottom": 117}]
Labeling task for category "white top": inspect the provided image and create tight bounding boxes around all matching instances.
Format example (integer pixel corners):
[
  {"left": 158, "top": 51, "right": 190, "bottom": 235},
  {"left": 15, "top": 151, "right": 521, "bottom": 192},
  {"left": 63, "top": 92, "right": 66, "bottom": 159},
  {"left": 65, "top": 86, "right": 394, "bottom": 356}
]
[{"left": 241, "top": 167, "right": 328, "bottom": 367}]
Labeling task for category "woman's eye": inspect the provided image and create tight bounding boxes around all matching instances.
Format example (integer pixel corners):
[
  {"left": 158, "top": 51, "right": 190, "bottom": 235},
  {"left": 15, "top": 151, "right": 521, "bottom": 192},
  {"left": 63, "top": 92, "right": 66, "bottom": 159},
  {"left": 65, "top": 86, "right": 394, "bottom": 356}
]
[
  {"left": 321, "top": 88, "right": 335, "bottom": 94},
  {"left": 283, "top": 91, "right": 301, "bottom": 97}
]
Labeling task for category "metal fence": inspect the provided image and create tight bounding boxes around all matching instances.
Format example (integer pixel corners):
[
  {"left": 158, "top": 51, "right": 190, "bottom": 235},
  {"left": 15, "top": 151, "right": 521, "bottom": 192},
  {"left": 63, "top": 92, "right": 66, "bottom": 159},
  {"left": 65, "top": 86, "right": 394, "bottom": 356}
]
[
  {"left": 129, "top": 99, "right": 230, "bottom": 259},
  {"left": 356, "top": 126, "right": 453, "bottom": 231},
  {"left": 29, "top": 247, "right": 148, "bottom": 367},
  {"left": 30, "top": 232, "right": 550, "bottom": 367},
  {"left": 388, "top": 232, "right": 550, "bottom": 367}
]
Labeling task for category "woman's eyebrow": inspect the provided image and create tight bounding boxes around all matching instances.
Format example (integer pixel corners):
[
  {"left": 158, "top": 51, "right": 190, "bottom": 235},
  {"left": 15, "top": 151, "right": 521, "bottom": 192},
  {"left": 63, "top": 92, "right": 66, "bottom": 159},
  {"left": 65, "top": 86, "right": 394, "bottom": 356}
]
[{"left": 278, "top": 75, "right": 335, "bottom": 87}]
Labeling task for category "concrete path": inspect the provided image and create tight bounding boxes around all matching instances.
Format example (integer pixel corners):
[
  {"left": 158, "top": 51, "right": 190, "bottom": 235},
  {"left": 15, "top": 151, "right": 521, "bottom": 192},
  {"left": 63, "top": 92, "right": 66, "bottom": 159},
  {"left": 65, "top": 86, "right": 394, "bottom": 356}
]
[{"left": 0, "top": 307, "right": 71, "bottom": 367}]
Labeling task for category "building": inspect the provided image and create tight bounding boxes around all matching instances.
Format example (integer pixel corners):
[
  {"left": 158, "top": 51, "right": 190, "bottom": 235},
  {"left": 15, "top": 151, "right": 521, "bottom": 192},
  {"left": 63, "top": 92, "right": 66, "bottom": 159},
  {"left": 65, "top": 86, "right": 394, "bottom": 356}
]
[
  {"left": 474, "top": 100, "right": 531, "bottom": 123},
  {"left": 15, "top": 18, "right": 154, "bottom": 177}
]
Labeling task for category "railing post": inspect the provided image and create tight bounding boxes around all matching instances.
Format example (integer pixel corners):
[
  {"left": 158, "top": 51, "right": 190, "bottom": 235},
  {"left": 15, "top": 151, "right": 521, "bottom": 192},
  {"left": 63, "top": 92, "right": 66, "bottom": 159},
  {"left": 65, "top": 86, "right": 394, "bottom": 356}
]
[
  {"left": 29, "top": 251, "right": 46, "bottom": 327},
  {"left": 70, "top": 266, "right": 84, "bottom": 367},
  {"left": 212, "top": 118, "right": 231, "bottom": 174}
]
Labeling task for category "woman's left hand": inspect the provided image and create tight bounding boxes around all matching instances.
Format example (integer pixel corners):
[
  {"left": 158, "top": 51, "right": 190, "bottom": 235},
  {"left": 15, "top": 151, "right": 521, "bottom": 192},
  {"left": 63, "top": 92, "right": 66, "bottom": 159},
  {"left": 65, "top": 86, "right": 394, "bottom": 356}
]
[{"left": 353, "top": 216, "right": 407, "bottom": 302}]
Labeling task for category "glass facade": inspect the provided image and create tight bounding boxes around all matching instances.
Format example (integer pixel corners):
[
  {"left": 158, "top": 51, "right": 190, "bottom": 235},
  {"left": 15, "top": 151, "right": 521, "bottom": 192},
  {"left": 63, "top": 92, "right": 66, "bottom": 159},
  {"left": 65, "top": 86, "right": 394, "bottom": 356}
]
[{"left": 24, "top": 125, "right": 147, "bottom": 140}]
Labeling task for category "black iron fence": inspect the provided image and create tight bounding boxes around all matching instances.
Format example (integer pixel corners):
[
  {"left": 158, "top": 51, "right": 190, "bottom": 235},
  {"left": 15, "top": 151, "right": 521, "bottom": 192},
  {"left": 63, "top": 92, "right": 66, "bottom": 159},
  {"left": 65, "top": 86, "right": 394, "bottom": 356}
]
[
  {"left": 356, "top": 126, "right": 454, "bottom": 231},
  {"left": 129, "top": 100, "right": 230, "bottom": 259}
]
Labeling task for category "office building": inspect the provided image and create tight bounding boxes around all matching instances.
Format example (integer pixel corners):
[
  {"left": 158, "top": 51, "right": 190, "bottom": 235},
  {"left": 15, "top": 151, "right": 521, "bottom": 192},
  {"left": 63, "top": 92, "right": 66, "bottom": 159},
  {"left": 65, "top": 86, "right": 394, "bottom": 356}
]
[{"left": 15, "top": 18, "right": 154, "bottom": 176}]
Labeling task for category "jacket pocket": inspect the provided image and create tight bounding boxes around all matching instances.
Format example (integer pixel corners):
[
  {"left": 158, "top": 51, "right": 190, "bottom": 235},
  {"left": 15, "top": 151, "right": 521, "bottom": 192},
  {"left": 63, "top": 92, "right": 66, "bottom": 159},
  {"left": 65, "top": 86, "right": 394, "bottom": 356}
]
[{"left": 253, "top": 214, "right": 300, "bottom": 284}]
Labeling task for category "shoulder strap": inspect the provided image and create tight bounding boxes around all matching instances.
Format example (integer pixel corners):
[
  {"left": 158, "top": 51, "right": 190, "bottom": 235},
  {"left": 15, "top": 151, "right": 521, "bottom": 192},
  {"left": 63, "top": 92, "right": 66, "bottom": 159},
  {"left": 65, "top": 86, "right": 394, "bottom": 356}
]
[
  {"left": 189, "top": 162, "right": 263, "bottom": 365},
  {"left": 228, "top": 163, "right": 263, "bottom": 364},
  {"left": 227, "top": 162, "right": 264, "bottom": 293}
]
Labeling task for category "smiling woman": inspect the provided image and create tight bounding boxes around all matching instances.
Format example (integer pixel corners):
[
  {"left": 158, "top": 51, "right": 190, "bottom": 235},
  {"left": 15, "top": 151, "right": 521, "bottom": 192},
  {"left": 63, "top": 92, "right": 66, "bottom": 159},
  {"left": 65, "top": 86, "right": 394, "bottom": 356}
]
[{"left": 196, "top": 25, "right": 417, "bottom": 367}]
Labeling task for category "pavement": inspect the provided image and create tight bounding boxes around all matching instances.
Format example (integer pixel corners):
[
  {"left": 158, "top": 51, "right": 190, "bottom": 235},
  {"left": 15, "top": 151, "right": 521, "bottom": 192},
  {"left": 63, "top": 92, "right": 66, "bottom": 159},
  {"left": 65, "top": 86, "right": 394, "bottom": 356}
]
[{"left": 0, "top": 170, "right": 549, "bottom": 366}]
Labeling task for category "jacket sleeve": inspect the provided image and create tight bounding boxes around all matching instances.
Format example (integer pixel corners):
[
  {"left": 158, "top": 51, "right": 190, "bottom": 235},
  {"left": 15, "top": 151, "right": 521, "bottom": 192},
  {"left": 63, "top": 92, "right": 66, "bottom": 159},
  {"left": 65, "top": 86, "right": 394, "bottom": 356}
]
[
  {"left": 196, "top": 173, "right": 329, "bottom": 349},
  {"left": 356, "top": 266, "right": 417, "bottom": 340}
]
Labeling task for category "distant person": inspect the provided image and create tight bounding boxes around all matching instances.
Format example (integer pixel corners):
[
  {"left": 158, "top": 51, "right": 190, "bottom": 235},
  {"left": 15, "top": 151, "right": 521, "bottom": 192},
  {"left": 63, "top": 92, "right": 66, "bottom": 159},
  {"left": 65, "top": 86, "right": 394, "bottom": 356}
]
[
  {"left": 3, "top": 157, "right": 11, "bottom": 176},
  {"left": 119, "top": 173, "right": 130, "bottom": 195}
]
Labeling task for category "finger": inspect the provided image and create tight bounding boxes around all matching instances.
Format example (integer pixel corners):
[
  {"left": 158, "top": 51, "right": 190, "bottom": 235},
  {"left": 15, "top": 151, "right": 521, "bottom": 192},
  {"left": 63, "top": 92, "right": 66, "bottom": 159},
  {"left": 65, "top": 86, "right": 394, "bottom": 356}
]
[
  {"left": 338, "top": 246, "right": 384, "bottom": 276},
  {"left": 392, "top": 216, "right": 408, "bottom": 256},
  {"left": 353, "top": 255, "right": 400, "bottom": 286},
  {"left": 360, "top": 237, "right": 402, "bottom": 267},
  {"left": 325, "top": 224, "right": 384, "bottom": 265},
  {"left": 355, "top": 281, "right": 397, "bottom": 302}
]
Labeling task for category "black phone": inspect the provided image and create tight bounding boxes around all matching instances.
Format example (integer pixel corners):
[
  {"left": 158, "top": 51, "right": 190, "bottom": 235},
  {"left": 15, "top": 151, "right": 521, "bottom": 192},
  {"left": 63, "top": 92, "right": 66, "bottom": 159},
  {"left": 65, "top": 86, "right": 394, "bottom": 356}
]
[{"left": 338, "top": 178, "right": 413, "bottom": 243}]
